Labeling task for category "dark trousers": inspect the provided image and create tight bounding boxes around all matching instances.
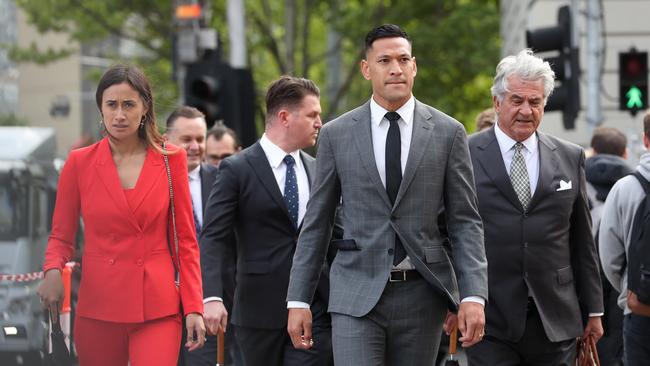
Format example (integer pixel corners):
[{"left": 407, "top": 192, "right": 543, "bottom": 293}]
[
  {"left": 597, "top": 281, "right": 624, "bottom": 366},
  {"left": 234, "top": 297, "right": 333, "bottom": 366},
  {"left": 467, "top": 299, "right": 576, "bottom": 366},
  {"left": 623, "top": 313, "right": 650, "bottom": 366},
  {"left": 331, "top": 275, "right": 447, "bottom": 366}
]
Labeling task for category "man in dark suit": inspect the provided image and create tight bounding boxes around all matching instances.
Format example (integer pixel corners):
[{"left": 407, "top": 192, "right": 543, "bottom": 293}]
[
  {"left": 465, "top": 49, "right": 604, "bottom": 365},
  {"left": 200, "top": 76, "right": 334, "bottom": 366},
  {"left": 286, "top": 24, "right": 488, "bottom": 366},
  {"left": 164, "top": 106, "right": 238, "bottom": 366}
]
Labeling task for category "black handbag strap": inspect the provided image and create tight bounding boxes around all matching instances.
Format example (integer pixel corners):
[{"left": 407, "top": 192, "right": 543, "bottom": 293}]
[
  {"left": 162, "top": 143, "right": 181, "bottom": 285},
  {"left": 49, "top": 305, "right": 62, "bottom": 333}
]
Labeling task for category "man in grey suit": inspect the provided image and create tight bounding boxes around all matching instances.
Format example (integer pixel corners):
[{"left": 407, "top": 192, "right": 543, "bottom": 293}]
[
  {"left": 465, "top": 49, "right": 604, "bottom": 365},
  {"left": 286, "top": 24, "right": 488, "bottom": 365}
]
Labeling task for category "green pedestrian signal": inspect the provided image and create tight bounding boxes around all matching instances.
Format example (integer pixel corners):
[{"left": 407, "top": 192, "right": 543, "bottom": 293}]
[
  {"left": 619, "top": 50, "right": 648, "bottom": 115},
  {"left": 626, "top": 86, "right": 644, "bottom": 109}
]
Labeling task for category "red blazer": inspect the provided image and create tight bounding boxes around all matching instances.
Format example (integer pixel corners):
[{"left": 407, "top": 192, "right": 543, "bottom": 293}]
[{"left": 44, "top": 138, "right": 203, "bottom": 323}]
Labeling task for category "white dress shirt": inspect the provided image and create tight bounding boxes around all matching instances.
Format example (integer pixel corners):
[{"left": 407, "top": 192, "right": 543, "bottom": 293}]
[
  {"left": 188, "top": 165, "right": 203, "bottom": 228},
  {"left": 259, "top": 134, "right": 310, "bottom": 225}
]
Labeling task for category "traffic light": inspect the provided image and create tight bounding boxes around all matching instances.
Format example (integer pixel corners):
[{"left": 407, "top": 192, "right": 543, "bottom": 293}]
[
  {"left": 184, "top": 50, "right": 228, "bottom": 126},
  {"left": 526, "top": 5, "right": 580, "bottom": 130},
  {"left": 619, "top": 49, "right": 648, "bottom": 115}
]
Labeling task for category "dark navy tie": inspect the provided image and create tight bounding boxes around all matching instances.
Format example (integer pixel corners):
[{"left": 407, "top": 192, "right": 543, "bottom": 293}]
[
  {"left": 283, "top": 155, "right": 299, "bottom": 229},
  {"left": 385, "top": 112, "right": 407, "bottom": 265}
]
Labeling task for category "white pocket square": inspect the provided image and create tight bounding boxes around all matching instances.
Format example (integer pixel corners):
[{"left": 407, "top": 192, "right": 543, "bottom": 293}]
[{"left": 556, "top": 180, "right": 572, "bottom": 191}]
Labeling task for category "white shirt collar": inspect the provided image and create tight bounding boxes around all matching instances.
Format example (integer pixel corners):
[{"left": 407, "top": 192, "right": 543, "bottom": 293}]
[
  {"left": 494, "top": 122, "right": 538, "bottom": 155},
  {"left": 260, "top": 134, "right": 302, "bottom": 169},
  {"left": 370, "top": 95, "right": 415, "bottom": 127},
  {"left": 188, "top": 165, "right": 201, "bottom": 181}
]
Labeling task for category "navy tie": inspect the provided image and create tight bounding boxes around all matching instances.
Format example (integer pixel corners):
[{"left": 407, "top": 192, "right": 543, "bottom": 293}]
[
  {"left": 385, "top": 111, "right": 406, "bottom": 265},
  {"left": 283, "top": 155, "right": 299, "bottom": 229}
]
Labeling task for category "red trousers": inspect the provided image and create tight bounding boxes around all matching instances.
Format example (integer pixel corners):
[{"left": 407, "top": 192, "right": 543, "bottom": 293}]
[{"left": 74, "top": 313, "right": 182, "bottom": 366}]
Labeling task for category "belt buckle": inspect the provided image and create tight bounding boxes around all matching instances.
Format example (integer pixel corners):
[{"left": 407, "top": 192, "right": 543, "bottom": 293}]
[{"left": 389, "top": 270, "right": 407, "bottom": 282}]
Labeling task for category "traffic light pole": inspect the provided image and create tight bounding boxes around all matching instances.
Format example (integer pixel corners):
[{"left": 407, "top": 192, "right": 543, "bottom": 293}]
[{"left": 585, "top": 0, "right": 604, "bottom": 131}]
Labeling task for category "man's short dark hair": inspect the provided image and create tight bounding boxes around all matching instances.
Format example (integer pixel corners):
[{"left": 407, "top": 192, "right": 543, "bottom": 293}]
[
  {"left": 644, "top": 111, "right": 650, "bottom": 139},
  {"left": 265, "top": 76, "right": 320, "bottom": 123},
  {"left": 364, "top": 24, "right": 410, "bottom": 56},
  {"left": 165, "top": 106, "right": 206, "bottom": 131},
  {"left": 207, "top": 121, "right": 241, "bottom": 149},
  {"left": 591, "top": 127, "right": 627, "bottom": 157}
]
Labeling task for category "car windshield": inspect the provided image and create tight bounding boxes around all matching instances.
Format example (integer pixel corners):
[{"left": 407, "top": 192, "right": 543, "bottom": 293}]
[{"left": 0, "top": 179, "right": 26, "bottom": 240}]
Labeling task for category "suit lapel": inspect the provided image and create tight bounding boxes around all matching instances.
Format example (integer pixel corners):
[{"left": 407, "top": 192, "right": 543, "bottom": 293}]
[
  {"left": 200, "top": 164, "right": 212, "bottom": 207},
  {"left": 93, "top": 138, "right": 141, "bottom": 232},
  {"left": 351, "top": 102, "right": 392, "bottom": 209},
  {"left": 527, "top": 132, "right": 559, "bottom": 210},
  {"left": 474, "top": 128, "right": 523, "bottom": 210},
  {"left": 246, "top": 142, "right": 291, "bottom": 219},
  {"left": 394, "top": 101, "right": 434, "bottom": 208}
]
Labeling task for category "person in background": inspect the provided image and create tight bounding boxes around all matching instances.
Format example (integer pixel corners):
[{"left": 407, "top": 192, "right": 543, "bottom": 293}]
[
  {"left": 475, "top": 108, "right": 496, "bottom": 132},
  {"left": 599, "top": 112, "right": 650, "bottom": 366},
  {"left": 164, "top": 106, "right": 241, "bottom": 366},
  {"left": 37, "top": 64, "right": 205, "bottom": 366},
  {"left": 205, "top": 121, "right": 242, "bottom": 167},
  {"left": 585, "top": 126, "right": 631, "bottom": 366}
]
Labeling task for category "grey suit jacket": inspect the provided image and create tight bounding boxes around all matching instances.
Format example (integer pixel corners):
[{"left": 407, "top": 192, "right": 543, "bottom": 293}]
[
  {"left": 287, "top": 100, "right": 488, "bottom": 317},
  {"left": 469, "top": 127, "right": 603, "bottom": 342}
]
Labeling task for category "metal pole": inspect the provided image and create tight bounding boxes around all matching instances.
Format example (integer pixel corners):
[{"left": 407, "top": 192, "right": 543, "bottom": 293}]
[
  {"left": 227, "top": 0, "right": 247, "bottom": 69},
  {"left": 586, "top": 0, "right": 603, "bottom": 130}
]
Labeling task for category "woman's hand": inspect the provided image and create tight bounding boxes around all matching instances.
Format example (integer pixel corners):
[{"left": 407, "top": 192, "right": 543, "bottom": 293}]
[
  {"left": 185, "top": 312, "right": 207, "bottom": 351},
  {"left": 36, "top": 269, "right": 64, "bottom": 310}
]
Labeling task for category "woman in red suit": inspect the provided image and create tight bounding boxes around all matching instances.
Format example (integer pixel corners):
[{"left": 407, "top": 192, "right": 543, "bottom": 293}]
[{"left": 37, "top": 64, "right": 206, "bottom": 365}]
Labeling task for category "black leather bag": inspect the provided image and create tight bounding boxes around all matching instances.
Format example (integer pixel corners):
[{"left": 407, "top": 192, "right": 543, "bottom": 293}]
[{"left": 46, "top": 306, "right": 74, "bottom": 366}]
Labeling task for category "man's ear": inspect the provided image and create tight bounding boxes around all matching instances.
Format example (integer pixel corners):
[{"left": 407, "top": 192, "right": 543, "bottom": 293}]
[{"left": 361, "top": 59, "right": 371, "bottom": 80}]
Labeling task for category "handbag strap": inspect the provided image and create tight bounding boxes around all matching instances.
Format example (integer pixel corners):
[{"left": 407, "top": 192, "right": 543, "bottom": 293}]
[
  {"left": 162, "top": 143, "right": 181, "bottom": 284},
  {"left": 49, "top": 304, "right": 62, "bottom": 333}
]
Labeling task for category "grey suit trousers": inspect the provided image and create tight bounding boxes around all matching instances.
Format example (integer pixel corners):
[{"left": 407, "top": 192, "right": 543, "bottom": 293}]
[{"left": 331, "top": 277, "right": 446, "bottom": 366}]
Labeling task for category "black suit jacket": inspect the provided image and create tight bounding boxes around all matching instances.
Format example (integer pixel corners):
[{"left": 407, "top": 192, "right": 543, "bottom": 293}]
[
  {"left": 468, "top": 127, "right": 603, "bottom": 342},
  {"left": 199, "top": 163, "right": 218, "bottom": 209},
  {"left": 200, "top": 142, "right": 333, "bottom": 329}
]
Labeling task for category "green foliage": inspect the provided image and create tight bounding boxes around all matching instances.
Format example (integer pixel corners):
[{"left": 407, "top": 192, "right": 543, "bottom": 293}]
[
  {"left": 13, "top": 0, "right": 500, "bottom": 131},
  {"left": 0, "top": 114, "right": 29, "bottom": 126}
]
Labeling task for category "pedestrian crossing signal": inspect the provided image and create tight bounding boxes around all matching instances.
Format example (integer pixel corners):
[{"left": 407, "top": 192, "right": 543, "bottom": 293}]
[{"left": 619, "top": 50, "right": 648, "bottom": 116}]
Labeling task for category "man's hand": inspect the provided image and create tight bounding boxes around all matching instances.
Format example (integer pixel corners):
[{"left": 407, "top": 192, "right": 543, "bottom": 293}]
[
  {"left": 627, "top": 291, "right": 650, "bottom": 316},
  {"left": 443, "top": 311, "right": 458, "bottom": 335},
  {"left": 287, "top": 308, "right": 313, "bottom": 350},
  {"left": 582, "top": 316, "right": 604, "bottom": 342},
  {"left": 457, "top": 301, "right": 485, "bottom": 348},
  {"left": 185, "top": 313, "right": 207, "bottom": 351},
  {"left": 204, "top": 301, "right": 228, "bottom": 336}
]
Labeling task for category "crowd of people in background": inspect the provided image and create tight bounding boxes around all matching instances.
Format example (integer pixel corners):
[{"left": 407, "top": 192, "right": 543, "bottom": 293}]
[{"left": 36, "top": 22, "right": 650, "bottom": 366}]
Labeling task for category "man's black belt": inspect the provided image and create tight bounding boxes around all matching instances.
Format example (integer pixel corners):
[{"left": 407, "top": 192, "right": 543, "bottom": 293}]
[{"left": 389, "top": 270, "right": 421, "bottom": 282}]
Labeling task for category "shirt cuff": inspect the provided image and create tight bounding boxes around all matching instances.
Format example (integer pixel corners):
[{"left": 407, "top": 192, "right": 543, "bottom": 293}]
[
  {"left": 287, "top": 301, "right": 310, "bottom": 309},
  {"left": 203, "top": 296, "right": 223, "bottom": 304},
  {"left": 461, "top": 296, "right": 485, "bottom": 306},
  {"left": 589, "top": 313, "right": 604, "bottom": 317}
]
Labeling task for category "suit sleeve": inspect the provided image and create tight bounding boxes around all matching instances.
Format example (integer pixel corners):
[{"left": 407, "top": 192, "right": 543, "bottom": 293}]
[
  {"left": 171, "top": 151, "right": 204, "bottom": 315},
  {"left": 287, "top": 125, "right": 341, "bottom": 303},
  {"left": 44, "top": 151, "right": 81, "bottom": 272},
  {"left": 570, "top": 150, "right": 604, "bottom": 314},
  {"left": 443, "top": 125, "right": 489, "bottom": 300},
  {"left": 199, "top": 158, "right": 239, "bottom": 300}
]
